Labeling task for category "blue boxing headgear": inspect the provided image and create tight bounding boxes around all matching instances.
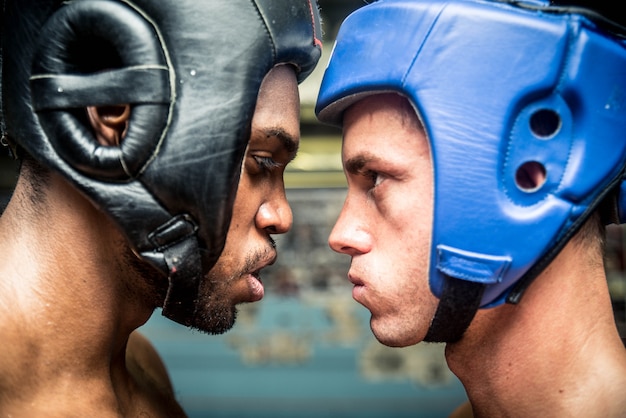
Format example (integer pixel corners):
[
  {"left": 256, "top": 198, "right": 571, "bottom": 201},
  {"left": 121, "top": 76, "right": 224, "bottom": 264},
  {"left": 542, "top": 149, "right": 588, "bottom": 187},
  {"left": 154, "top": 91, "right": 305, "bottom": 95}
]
[
  {"left": 316, "top": 0, "right": 626, "bottom": 341},
  {"left": 1, "top": 0, "right": 322, "bottom": 326}
]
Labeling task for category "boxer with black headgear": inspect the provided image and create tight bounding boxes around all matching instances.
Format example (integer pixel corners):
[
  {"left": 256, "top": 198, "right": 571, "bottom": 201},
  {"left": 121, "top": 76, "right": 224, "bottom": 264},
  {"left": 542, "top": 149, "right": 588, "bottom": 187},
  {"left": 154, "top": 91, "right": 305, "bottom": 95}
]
[
  {"left": 0, "top": 0, "right": 321, "bottom": 415},
  {"left": 316, "top": 0, "right": 626, "bottom": 416}
]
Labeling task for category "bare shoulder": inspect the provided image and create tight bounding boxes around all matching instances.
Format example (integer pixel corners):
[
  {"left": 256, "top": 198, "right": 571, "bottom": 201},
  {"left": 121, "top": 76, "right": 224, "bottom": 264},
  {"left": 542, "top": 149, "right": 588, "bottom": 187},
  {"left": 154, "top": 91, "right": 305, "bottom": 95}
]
[
  {"left": 127, "top": 330, "right": 187, "bottom": 417},
  {"left": 449, "top": 401, "right": 473, "bottom": 418},
  {"left": 127, "top": 330, "right": 173, "bottom": 391}
]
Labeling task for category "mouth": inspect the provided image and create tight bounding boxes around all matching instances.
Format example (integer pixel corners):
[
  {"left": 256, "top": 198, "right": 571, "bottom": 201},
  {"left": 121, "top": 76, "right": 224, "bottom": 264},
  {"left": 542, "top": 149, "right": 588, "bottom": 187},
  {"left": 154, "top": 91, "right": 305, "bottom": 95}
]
[
  {"left": 347, "top": 271, "right": 367, "bottom": 303},
  {"left": 348, "top": 272, "right": 364, "bottom": 287},
  {"left": 246, "top": 270, "right": 264, "bottom": 302},
  {"left": 251, "top": 269, "right": 262, "bottom": 282},
  {"left": 245, "top": 251, "right": 276, "bottom": 302}
]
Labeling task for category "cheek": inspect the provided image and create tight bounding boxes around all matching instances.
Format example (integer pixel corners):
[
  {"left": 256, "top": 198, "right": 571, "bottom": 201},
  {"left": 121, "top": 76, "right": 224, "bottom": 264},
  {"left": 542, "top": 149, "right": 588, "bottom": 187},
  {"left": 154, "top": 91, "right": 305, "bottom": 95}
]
[
  {"left": 229, "top": 177, "right": 260, "bottom": 222},
  {"left": 367, "top": 252, "right": 439, "bottom": 345},
  {"left": 377, "top": 193, "right": 432, "bottom": 253},
  {"left": 369, "top": 215, "right": 435, "bottom": 305}
]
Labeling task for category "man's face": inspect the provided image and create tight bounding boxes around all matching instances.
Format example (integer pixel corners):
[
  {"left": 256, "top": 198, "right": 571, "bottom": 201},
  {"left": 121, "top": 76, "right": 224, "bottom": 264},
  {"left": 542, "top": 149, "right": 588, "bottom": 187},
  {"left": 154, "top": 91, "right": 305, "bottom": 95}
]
[
  {"left": 329, "top": 93, "right": 439, "bottom": 347},
  {"left": 191, "top": 65, "right": 300, "bottom": 334}
]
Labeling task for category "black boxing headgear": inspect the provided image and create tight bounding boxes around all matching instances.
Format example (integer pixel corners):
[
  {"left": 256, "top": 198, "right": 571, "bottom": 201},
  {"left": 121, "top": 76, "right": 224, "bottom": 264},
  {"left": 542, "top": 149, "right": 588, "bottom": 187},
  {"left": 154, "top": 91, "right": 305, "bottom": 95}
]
[{"left": 1, "top": 0, "right": 322, "bottom": 325}]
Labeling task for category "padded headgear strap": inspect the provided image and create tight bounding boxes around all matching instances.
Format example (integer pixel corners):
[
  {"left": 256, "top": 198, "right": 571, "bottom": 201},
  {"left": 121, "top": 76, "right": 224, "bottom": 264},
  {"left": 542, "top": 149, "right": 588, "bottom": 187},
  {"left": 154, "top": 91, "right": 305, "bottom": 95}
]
[
  {"left": 424, "top": 276, "right": 485, "bottom": 343},
  {"left": 147, "top": 214, "right": 200, "bottom": 322}
]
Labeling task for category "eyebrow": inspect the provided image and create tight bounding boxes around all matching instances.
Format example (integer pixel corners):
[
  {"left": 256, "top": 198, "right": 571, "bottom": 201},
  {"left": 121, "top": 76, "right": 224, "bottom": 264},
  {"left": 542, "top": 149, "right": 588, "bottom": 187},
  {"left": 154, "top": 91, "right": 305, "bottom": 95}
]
[
  {"left": 260, "top": 127, "right": 299, "bottom": 159},
  {"left": 344, "top": 153, "right": 379, "bottom": 174}
]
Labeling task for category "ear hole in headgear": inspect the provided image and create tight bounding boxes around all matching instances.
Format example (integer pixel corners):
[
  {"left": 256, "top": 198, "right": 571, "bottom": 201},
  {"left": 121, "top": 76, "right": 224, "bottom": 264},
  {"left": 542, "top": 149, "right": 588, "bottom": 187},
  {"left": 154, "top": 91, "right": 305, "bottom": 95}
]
[
  {"left": 29, "top": 0, "right": 172, "bottom": 181},
  {"left": 515, "top": 161, "right": 547, "bottom": 192},
  {"left": 530, "top": 108, "right": 561, "bottom": 138},
  {"left": 86, "top": 105, "right": 131, "bottom": 146},
  {"left": 514, "top": 108, "right": 559, "bottom": 191},
  {"left": 514, "top": 108, "right": 558, "bottom": 192}
]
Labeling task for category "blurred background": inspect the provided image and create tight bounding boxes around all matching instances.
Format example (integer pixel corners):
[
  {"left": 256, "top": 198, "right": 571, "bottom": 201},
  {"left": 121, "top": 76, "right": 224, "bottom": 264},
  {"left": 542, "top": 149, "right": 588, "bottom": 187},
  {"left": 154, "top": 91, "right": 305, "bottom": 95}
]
[
  {"left": 139, "top": 3, "right": 470, "bottom": 416},
  {"left": 1, "top": 1, "right": 624, "bottom": 417}
]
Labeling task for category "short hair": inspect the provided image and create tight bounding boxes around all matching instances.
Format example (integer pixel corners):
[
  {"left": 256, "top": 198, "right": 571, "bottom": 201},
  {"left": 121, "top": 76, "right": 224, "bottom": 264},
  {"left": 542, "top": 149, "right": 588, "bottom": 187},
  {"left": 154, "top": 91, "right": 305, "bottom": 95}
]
[
  {"left": 571, "top": 210, "right": 606, "bottom": 261},
  {"left": 19, "top": 152, "right": 51, "bottom": 208}
]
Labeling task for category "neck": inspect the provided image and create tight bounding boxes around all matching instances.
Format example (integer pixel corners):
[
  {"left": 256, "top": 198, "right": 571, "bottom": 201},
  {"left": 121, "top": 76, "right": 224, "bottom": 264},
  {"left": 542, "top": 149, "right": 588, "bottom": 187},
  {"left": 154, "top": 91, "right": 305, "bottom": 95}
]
[
  {"left": 0, "top": 172, "right": 159, "bottom": 409},
  {"left": 445, "top": 240, "right": 626, "bottom": 417}
]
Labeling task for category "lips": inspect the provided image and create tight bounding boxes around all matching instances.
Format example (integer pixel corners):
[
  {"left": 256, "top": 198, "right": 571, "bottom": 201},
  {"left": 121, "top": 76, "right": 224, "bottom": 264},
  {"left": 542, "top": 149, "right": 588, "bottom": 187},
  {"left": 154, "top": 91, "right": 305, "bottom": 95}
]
[
  {"left": 244, "top": 250, "right": 276, "bottom": 302},
  {"left": 347, "top": 270, "right": 367, "bottom": 305},
  {"left": 247, "top": 271, "right": 265, "bottom": 301},
  {"left": 348, "top": 271, "right": 364, "bottom": 286}
]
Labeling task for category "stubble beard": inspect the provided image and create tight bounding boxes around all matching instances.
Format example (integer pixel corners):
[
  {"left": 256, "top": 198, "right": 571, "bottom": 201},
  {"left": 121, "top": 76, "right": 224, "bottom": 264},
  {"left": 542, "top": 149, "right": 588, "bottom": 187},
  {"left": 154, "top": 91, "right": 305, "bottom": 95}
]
[
  {"left": 123, "top": 245, "right": 239, "bottom": 334},
  {"left": 188, "top": 247, "right": 272, "bottom": 335},
  {"left": 189, "top": 272, "right": 239, "bottom": 335},
  {"left": 125, "top": 234, "right": 276, "bottom": 335}
]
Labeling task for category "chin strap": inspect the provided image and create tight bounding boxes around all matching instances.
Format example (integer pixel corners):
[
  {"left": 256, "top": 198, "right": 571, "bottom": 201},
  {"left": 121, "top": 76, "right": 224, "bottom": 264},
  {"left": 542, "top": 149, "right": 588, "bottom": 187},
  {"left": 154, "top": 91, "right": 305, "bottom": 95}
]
[
  {"left": 160, "top": 235, "right": 202, "bottom": 326},
  {"left": 424, "top": 276, "right": 485, "bottom": 343},
  {"left": 144, "top": 214, "right": 202, "bottom": 326},
  {"left": 426, "top": 187, "right": 617, "bottom": 341}
]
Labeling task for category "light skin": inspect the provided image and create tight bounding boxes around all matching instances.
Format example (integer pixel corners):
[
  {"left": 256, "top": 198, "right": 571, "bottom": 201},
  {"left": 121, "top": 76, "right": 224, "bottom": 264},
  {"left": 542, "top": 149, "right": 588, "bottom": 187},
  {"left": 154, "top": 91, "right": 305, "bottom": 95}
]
[
  {"left": 0, "top": 64, "right": 300, "bottom": 416},
  {"left": 330, "top": 92, "right": 626, "bottom": 417},
  {"left": 448, "top": 234, "right": 626, "bottom": 417},
  {"left": 329, "top": 93, "right": 439, "bottom": 347}
]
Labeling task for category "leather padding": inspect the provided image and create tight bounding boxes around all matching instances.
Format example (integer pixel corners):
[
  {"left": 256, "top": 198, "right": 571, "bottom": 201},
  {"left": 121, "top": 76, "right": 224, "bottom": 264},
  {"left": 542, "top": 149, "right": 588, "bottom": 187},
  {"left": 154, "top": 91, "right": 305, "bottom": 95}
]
[
  {"left": 30, "top": 0, "right": 171, "bottom": 180},
  {"left": 2, "top": 0, "right": 322, "bottom": 326}
]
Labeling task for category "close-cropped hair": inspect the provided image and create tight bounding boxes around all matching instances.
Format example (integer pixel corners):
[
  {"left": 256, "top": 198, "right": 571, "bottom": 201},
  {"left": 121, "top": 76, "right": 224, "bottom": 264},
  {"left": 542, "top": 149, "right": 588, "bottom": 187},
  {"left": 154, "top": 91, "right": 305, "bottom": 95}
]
[
  {"left": 395, "top": 94, "right": 426, "bottom": 134},
  {"left": 572, "top": 210, "right": 606, "bottom": 260},
  {"left": 19, "top": 152, "right": 51, "bottom": 208}
]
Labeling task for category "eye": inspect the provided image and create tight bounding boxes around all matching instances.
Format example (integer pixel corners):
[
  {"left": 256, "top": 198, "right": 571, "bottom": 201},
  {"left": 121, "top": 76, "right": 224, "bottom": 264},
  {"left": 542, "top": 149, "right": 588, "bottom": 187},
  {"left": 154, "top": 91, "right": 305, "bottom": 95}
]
[
  {"left": 253, "top": 155, "right": 283, "bottom": 173},
  {"left": 361, "top": 169, "right": 385, "bottom": 189}
]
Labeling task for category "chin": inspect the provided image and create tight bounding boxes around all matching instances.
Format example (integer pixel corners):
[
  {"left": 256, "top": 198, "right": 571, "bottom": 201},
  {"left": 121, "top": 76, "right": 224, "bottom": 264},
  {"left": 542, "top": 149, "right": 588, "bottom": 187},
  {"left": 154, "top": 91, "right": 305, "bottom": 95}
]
[
  {"left": 372, "top": 334, "right": 420, "bottom": 348},
  {"left": 190, "top": 304, "right": 238, "bottom": 335},
  {"left": 370, "top": 317, "right": 425, "bottom": 348}
]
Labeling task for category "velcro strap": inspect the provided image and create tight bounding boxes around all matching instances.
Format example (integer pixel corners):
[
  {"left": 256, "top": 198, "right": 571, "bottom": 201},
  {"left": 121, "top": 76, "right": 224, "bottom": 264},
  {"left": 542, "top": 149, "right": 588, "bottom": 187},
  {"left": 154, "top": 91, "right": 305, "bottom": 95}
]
[
  {"left": 424, "top": 276, "right": 485, "bottom": 343},
  {"left": 147, "top": 214, "right": 202, "bottom": 326},
  {"left": 160, "top": 236, "right": 202, "bottom": 326}
]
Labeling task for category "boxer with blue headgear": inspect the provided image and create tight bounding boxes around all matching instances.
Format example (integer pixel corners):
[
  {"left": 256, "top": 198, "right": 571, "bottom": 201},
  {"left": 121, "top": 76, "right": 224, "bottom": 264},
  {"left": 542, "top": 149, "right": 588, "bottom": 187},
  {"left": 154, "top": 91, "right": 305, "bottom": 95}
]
[
  {"left": 317, "top": 0, "right": 626, "bottom": 415},
  {"left": 0, "top": 0, "right": 321, "bottom": 415}
]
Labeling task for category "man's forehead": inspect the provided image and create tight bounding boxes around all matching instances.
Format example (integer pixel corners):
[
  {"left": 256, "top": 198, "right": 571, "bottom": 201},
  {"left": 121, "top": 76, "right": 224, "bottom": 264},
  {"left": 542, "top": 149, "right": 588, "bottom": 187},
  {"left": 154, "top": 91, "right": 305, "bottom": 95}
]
[
  {"left": 344, "top": 93, "right": 422, "bottom": 128},
  {"left": 257, "top": 65, "right": 299, "bottom": 104},
  {"left": 251, "top": 65, "right": 300, "bottom": 151},
  {"left": 253, "top": 127, "right": 299, "bottom": 150}
]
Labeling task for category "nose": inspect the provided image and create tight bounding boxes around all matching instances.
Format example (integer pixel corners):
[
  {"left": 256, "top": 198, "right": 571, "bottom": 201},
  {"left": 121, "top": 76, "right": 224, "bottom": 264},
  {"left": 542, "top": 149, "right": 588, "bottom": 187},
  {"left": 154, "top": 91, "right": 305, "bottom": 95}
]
[
  {"left": 256, "top": 188, "right": 293, "bottom": 235},
  {"left": 328, "top": 196, "right": 371, "bottom": 256}
]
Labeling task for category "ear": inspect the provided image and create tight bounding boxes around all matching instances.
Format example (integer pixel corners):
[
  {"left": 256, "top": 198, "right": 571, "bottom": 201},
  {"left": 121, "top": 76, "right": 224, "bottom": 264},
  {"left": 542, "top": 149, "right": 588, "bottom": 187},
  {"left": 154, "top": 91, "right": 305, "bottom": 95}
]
[{"left": 86, "top": 104, "right": 131, "bottom": 146}]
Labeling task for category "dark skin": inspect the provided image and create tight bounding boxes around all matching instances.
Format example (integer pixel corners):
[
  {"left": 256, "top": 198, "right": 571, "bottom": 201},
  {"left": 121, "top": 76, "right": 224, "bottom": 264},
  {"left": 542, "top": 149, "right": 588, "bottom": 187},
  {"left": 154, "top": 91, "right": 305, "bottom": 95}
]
[
  {"left": 0, "top": 65, "right": 300, "bottom": 416},
  {"left": 0, "top": 165, "right": 185, "bottom": 417}
]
